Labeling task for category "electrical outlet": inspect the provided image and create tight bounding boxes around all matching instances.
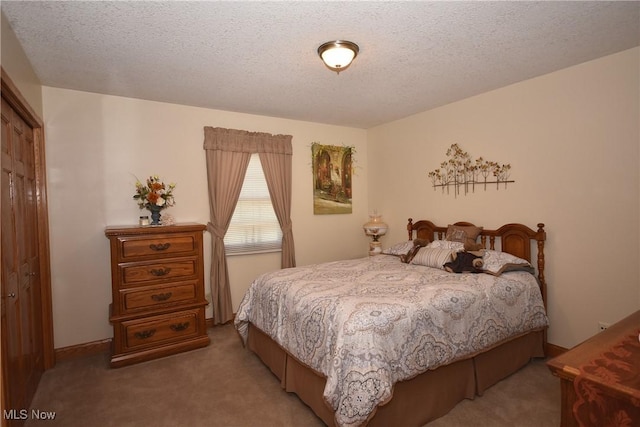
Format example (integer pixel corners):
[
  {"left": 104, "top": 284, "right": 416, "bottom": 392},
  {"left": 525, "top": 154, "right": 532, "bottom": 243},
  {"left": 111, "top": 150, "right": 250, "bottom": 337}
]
[{"left": 599, "top": 322, "right": 610, "bottom": 332}]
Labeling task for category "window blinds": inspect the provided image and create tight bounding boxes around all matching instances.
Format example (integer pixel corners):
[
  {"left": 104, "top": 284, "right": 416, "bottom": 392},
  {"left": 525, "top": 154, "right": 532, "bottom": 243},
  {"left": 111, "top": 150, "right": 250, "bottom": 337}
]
[{"left": 224, "top": 153, "right": 282, "bottom": 254}]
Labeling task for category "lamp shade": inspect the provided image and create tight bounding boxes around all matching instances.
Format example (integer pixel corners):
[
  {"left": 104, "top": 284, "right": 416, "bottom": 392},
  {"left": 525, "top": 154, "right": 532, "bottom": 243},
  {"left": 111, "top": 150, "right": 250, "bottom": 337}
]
[
  {"left": 318, "top": 40, "right": 359, "bottom": 73},
  {"left": 363, "top": 213, "right": 388, "bottom": 241}
]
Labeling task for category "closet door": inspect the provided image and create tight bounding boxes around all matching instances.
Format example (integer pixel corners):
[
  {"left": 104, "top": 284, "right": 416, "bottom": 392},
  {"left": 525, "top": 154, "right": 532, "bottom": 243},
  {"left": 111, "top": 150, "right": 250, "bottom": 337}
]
[{"left": 1, "top": 95, "right": 44, "bottom": 422}]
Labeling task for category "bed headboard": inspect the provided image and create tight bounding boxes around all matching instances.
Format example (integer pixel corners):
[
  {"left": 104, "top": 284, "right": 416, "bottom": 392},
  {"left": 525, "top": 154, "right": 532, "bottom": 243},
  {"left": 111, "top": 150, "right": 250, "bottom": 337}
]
[{"left": 407, "top": 218, "right": 547, "bottom": 308}]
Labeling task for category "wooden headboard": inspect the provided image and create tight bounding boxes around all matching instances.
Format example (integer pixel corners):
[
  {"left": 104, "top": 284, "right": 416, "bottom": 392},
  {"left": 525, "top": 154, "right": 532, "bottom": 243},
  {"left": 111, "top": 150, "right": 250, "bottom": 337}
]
[{"left": 407, "top": 218, "right": 547, "bottom": 308}]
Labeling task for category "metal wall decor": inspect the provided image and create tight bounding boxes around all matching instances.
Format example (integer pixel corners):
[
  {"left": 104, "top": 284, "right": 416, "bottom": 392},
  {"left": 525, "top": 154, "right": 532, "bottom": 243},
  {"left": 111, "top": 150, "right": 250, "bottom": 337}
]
[{"left": 428, "top": 144, "right": 513, "bottom": 197}]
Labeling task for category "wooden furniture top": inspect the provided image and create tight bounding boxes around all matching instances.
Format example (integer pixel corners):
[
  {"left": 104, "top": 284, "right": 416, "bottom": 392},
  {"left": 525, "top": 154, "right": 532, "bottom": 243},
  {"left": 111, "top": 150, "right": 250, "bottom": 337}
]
[
  {"left": 547, "top": 310, "right": 640, "bottom": 425},
  {"left": 547, "top": 310, "right": 640, "bottom": 394},
  {"left": 105, "top": 222, "right": 206, "bottom": 236}
]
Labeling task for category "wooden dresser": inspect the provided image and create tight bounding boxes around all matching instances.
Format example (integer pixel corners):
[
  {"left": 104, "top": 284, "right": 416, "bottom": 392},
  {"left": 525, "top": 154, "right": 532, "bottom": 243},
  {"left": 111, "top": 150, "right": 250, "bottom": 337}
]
[
  {"left": 105, "top": 223, "right": 210, "bottom": 367},
  {"left": 547, "top": 310, "right": 640, "bottom": 426}
]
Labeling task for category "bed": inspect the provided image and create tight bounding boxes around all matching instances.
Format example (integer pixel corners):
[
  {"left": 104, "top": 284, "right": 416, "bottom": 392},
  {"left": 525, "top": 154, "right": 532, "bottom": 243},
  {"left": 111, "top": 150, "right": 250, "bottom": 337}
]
[{"left": 234, "top": 219, "right": 548, "bottom": 427}]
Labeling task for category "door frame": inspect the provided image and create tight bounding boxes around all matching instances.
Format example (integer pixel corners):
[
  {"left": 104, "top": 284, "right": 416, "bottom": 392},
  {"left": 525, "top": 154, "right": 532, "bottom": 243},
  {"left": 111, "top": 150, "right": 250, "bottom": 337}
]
[{"left": 1, "top": 67, "right": 54, "bottom": 370}]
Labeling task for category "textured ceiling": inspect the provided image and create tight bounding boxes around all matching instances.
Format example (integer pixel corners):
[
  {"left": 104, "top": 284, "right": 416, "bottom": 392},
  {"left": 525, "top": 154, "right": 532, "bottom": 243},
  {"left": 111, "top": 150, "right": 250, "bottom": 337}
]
[{"left": 2, "top": 1, "right": 639, "bottom": 129}]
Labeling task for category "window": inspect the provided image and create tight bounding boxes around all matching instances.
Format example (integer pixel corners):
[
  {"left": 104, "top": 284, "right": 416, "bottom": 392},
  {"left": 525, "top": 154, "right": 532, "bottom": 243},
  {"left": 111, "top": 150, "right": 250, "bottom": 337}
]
[{"left": 224, "top": 153, "right": 282, "bottom": 255}]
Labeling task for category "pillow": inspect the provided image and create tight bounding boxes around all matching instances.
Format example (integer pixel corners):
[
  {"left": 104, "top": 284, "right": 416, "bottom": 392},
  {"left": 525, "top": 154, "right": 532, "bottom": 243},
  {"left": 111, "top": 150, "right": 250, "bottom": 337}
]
[
  {"left": 445, "top": 224, "right": 483, "bottom": 248},
  {"left": 410, "top": 247, "right": 454, "bottom": 269},
  {"left": 381, "top": 241, "right": 414, "bottom": 256},
  {"left": 481, "top": 250, "right": 535, "bottom": 276},
  {"left": 426, "top": 240, "right": 465, "bottom": 251}
]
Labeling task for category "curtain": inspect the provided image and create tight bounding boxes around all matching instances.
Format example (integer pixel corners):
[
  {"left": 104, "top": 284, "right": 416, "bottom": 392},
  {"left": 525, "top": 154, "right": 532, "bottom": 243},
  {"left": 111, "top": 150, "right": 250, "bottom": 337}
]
[
  {"left": 203, "top": 127, "right": 295, "bottom": 324},
  {"left": 259, "top": 151, "right": 295, "bottom": 268}
]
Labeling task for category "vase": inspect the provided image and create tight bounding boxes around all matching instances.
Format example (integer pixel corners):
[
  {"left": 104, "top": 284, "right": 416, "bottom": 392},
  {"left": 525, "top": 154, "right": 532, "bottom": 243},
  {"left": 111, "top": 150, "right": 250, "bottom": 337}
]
[{"left": 147, "top": 205, "right": 163, "bottom": 225}]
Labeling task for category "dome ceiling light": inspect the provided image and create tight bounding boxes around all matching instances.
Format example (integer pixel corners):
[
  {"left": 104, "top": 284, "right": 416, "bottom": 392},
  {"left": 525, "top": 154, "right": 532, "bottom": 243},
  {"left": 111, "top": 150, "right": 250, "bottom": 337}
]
[{"left": 317, "top": 40, "right": 359, "bottom": 74}]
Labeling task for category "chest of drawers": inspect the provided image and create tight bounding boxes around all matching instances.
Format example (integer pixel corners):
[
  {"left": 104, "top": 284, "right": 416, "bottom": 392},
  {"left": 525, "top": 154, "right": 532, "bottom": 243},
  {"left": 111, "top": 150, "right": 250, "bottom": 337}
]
[{"left": 105, "top": 223, "right": 210, "bottom": 367}]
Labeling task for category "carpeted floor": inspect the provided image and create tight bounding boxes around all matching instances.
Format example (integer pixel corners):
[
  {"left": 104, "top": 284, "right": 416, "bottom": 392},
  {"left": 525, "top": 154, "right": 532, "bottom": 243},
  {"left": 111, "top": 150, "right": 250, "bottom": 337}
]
[{"left": 26, "top": 324, "right": 560, "bottom": 426}]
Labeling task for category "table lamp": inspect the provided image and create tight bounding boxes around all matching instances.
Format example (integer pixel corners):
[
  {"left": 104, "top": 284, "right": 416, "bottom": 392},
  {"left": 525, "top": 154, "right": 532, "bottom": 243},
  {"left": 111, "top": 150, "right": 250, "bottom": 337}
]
[{"left": 363, "top": 212, "right": 388, "bottom": 256}]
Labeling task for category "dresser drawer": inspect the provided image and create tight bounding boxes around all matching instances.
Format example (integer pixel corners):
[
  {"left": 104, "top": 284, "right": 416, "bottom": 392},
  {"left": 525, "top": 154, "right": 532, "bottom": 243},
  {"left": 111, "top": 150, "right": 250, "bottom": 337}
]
[
  {"left": 120, "top": 281, "right": 199, "bottom": 313},
  {"left": 118, "top": 234, "right": 197, "bottom": 260},
  {"left": 120, "top": 258, "right": 197, "bottom": 286},
  {"left": 122, "top": 309, "right": 203, "bottom": 352}
]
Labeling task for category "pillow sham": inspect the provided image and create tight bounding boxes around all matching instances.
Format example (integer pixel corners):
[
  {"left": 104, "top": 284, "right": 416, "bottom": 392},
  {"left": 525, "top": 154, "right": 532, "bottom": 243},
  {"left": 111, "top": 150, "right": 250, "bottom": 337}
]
[
  {"left": 481, "top": 250, "right": 535, "bottom": 276},
  {"left": 410, "top": 247, "right": 454, "bottom": 269},
  {"left": 381, "top": 241, "right": 414, "bottom": 256},
  {"left": 445, "top": 225, "right": 483, "bottom": 248},
  {"left": 426, "top": 240, "right": 465, "bottom": 251}
]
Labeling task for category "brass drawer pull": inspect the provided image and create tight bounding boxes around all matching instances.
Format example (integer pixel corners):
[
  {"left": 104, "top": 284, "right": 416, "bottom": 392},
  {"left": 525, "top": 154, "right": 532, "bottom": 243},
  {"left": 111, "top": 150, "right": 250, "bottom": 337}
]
[
  {"left": 149, "top": 243, "right": 171, "bottom": 251},
  {"left": 134, "top": 329, "right": 156, "bottom": 339},
  {"left": 170, "top": 322, "right": 190, "bottom": 332},
  {"left": 149, "top": 267, "right": 171, "bottom": 277},
  {"left": 151, "top": 292, "right": 172, "bottom": 302}
]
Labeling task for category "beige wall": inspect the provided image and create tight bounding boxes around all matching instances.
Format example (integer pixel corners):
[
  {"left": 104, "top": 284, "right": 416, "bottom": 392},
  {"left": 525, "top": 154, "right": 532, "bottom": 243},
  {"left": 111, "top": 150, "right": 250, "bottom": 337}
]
[
  {"left": 367, "top": 47, "right": 640, "bottom": 349},
  {"left": 0, "top": 11, "right": 43, "bottom": 118},
  {"left": 42, "top": 88, "right": 369, "bottom": 348}
]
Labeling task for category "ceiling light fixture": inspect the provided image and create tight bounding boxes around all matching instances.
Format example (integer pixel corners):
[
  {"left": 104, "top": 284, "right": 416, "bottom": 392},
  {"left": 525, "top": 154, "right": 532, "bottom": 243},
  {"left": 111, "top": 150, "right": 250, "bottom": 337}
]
[{"left": 318, "top": 40, "right": 359, "bottom": 74}]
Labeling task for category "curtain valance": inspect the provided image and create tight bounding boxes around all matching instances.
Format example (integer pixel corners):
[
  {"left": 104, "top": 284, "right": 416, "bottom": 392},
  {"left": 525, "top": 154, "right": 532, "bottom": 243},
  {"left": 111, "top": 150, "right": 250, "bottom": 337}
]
[{"left": 203, "top": 126, "right": 292, "bottom": 154}]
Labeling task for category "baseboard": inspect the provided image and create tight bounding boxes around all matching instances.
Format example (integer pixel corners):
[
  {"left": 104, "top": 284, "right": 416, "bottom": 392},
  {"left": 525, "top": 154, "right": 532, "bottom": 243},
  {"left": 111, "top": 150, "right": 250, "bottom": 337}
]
[
  {"left": 545, "top": 342, "right": 567, "bottom": 358},
  {"left": 55, "top": 338, "right": 112, "bottom": 362}
]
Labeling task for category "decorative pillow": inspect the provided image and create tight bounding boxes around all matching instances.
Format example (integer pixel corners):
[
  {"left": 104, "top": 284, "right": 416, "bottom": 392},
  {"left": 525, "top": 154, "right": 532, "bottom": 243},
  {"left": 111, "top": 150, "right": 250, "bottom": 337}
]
[
  {"left": 445, "top": 224, "right": 483, "bottom": 248},
  {"left": 426, "top": 240, "right": 465, "bottom": 251},
  {"left": 381, "top": 241, "right": 414, "bottom": 256},
  {"left": 410, "top": 248, "right": 454, "bottom": 269},
  {"left": 481, "top": 250, "right": 535, "bottom": 276}
]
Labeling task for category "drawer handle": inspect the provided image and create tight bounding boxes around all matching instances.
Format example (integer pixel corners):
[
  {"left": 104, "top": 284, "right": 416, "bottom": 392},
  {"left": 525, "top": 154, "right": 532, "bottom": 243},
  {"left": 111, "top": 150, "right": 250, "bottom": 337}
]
[
  {"left": 150, "top": 267, "right": 171, "bottom": 277},
  {"left": 134, "top": 329, "right": 156, "bottom": 339},
  {"left": 170, "top": 322, "right": 190, "bottom": 332},
  {"left": 151, "top": 292, "right": 172, "bottom": 302},
  {"left": 149, "top": 243, "right": 171, "bottom": 251}
]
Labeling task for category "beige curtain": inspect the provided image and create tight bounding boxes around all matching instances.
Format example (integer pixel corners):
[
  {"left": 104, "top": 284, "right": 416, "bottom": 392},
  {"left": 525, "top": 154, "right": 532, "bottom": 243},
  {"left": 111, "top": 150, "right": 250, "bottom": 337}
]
[
  {"left": 259, "top": 149, "right": 295, "bottom": 268},
  {"left": 203, "top": 127, "right": 295, "bottom": 324}
]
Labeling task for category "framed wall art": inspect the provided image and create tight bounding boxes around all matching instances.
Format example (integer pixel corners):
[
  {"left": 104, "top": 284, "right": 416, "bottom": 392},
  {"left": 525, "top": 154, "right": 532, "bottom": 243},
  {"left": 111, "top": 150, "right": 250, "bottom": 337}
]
[{"left": 311, "top": 142, "right": 353, "bottom": 214}]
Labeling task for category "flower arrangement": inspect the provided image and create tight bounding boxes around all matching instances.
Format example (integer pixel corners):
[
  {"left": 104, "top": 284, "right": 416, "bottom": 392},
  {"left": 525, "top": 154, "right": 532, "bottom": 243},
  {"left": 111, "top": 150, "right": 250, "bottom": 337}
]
[{"left": 133, "top": 175, "right": 176, "bottom": 210}]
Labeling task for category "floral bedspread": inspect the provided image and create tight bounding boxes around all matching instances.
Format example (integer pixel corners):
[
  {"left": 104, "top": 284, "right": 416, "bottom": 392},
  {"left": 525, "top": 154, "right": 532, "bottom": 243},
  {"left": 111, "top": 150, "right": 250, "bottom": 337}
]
[{"left": 235, "top": 255, "right": 548, "bottom": 427}]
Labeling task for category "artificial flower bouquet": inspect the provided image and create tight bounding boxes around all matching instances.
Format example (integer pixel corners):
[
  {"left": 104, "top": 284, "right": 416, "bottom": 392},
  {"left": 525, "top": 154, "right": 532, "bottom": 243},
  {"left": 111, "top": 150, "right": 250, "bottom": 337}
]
[{"left": 133, "top": 175, "right": 176, "bottom": 210}]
